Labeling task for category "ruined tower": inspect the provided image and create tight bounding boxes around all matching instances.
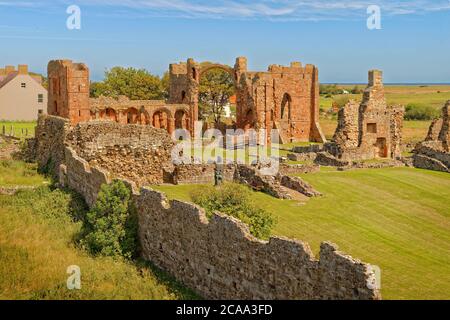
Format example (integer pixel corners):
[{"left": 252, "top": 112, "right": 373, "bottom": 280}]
[
  {"left": 325, "top": 70, "right": 404, "bottom": 161},
  {"left": 47, "top": 60, "right": 90, "bottom": 124}
]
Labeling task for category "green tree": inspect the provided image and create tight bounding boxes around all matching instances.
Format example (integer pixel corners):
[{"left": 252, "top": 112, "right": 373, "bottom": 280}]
[
  {"left": 199, "top": 67, "right": 235, "bottom": 124},
  {"left": 190, "top": 183, "right": 275, "bottom": 240},
  {"left": 81, "top": 180, "right": 138, "bottom": 259},
  {"left": 90, "top": 67, "right": 165, "bottom": 100}
]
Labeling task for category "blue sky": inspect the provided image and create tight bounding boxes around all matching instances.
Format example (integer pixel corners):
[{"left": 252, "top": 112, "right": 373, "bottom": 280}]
[{"left": 0, "top": 0, "right": 449, "bottom": 83}]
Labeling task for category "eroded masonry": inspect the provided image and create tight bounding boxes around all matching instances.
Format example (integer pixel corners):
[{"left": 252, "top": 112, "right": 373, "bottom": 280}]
[
  {"left": 324, "top": 70, "right": 404, "bottom": 161},
  {"left": 413, "top": 101, "right": 450, "bottom": 172},
  {"left": 47, "top": 58, "right": 325, "bottom": 144}
]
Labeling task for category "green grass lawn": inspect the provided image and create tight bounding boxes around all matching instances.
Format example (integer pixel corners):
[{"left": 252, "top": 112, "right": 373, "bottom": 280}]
[
  {"left": 0, "top": 121, "right": 36, "bottom": 139},
  {"left": 153, "top": 167, "right": 450, "bottom": 300},
  {"left": 0, "top": 185, "right": 197, "bottom": 300},
  {"left": 0, "top": 160, "right": 47, "bottom": 187}
]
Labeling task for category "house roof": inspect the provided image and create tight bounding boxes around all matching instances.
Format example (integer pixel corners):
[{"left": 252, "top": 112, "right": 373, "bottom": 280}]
[{"left": 0, "top": 72, "right": 45, "bottom": 90}]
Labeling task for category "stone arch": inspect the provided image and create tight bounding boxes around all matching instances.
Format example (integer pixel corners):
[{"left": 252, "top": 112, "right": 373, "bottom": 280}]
[
  {"left": 152, "top": 108, "right": 174, "bottom": 133},
  {"left": 281, "top": 93, "right": 292, "bottom": 120},
  {"left": 198, "top": 64, "right": 237, "bottom": 85},
  {"left": 175, "top": 109, "right": 190, "bottom": 130},
  {"left": 124, "top": 107, "right": 139, "bottom": 124},
  {"left": 102, "top": 108, "right": 117, "bottom": 122}
]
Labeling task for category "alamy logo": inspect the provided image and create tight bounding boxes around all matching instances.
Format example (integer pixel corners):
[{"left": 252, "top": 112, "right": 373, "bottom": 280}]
[
  {"left": 66, "top": 265, "right": 81, "bottom": 290},
  {"left": 367, "top": 5, "right": 382, "bottom": 30},
  {"left": 66, "top": 5, "right": 81, "bottom": 30}
]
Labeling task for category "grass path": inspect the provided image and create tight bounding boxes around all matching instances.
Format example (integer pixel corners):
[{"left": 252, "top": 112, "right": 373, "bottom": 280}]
[{"left": 154, "top": 167, "right": 450, "bottom": 300}]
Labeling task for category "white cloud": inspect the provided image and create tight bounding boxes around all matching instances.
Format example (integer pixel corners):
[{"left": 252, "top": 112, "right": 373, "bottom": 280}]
[{"left": 2, "top": 0, "right": 450, "bottom": 20}]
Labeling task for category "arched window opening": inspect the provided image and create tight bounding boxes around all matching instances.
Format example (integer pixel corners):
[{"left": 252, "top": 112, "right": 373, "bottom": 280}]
[{"left": 281, "top": 93, "right": 292, "bottom": 120}]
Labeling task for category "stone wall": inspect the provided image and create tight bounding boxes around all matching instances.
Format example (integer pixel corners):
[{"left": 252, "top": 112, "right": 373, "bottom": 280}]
[
  {"left": 33, "top": 114, "right": 70, "bottom": 174},
  {"left": 59, "top": 147, "right": 112, "bottom": 207},
  {"left": 65, "top": 121, "right": 175, "bottom": 186},
  {"left": 413, "top": 101, "right": 450, "bottom": 172},
  {"left": 32, "top": 115, "right": 381, "bottom": 300},
  {"left": 172, "top": 163, "right": 236, "bottom": 185},
  {"left": 33, "top": 115, "right": 175, "bottom": 187},
  {"left": 169, "top": 57, "right": 325, "bottom": 144},
  {"left": 324, "top": 71, "right": 404, "bottom": 162},
  {"left": 280, "top": 175, "right": 322, "bottom": 197},
  {"left": 137, "top": 188, "right": 380, "bottom": 300}
]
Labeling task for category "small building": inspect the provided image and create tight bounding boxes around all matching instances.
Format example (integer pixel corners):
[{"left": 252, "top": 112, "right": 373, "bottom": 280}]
[{"left": 0, "top": 65, "right": 47, "bottom": 121}]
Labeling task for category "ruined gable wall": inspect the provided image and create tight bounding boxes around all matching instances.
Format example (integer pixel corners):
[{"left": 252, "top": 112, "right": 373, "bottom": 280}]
[
  {"left": 325, "top": 70, "right": 402, "bottom": 161},
  {"left": 390, "top": 105, "right": 405, "bottom": 158},
  {"left": 333, "top": 100, "right": 360, "bottom": 149},
  {"left": 242, "top": 63, "right": 322, "bottom": 143},
  {"left": 438, "top": 101, "right": 450, "bottom": 151},
  {"left": 137, "top": 188, "right": 380, "bottom": 300}
]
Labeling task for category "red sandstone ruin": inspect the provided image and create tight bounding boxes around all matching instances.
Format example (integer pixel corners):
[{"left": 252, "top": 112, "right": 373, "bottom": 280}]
[{"left": 47, "top": 58, "right": 325, "bottom": 144}]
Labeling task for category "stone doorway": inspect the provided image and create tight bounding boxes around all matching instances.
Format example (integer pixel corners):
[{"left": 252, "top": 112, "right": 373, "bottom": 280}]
[{"left": 374, "top": 138, "right": 388, "bottom": 158}]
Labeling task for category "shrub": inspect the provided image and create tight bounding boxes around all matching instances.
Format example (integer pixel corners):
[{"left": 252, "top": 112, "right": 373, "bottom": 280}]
[
  {"left": 81, "top": 180, "right": 138, "bottom": 259},
  {"left": 333, "top": 95, "right": 351, "bottom": 109},
  {"left": 404, "top": 103, "right": 440, "bottom": 121},
  {"left": 190, "top": 183, "right": 275, "bottom": 240}
]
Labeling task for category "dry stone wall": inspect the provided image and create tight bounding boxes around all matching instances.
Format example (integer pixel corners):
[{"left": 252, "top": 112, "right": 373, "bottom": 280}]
[{"left": 137, "top": 189, "right": 380, "bottom": 300}]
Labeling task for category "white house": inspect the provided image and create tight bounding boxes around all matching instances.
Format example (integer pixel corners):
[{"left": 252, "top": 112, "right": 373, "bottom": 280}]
[{"left": 0, "top": 65, "right": 47, "bottom": 121}]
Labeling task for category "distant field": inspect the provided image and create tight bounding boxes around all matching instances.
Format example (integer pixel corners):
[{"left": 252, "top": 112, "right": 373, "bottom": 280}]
[
  {"left": 0, "top": 121, "right": 36, "bottom": 138},
  {"left": 320, "top": 85, "right": 450, "bottom": 111},
  {"left": 153, "top": 167, "right": 450, "bottom": 300}
]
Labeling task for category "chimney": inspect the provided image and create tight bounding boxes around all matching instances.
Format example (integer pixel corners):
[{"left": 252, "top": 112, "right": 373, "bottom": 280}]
[
  {"left": 18, "top": 64, "right": 28, "bottom": 75},
  {"left": 368, "top": 70, "right": 383, "bottom": 87},
  {"left": 5, "top": 65, "right": 15, "bottom": 75}
]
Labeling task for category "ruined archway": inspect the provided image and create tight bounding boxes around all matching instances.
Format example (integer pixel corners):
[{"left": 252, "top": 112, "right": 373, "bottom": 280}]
[
  {"left": 124, "top": 107, "right": 139, "bottom": 124},
  {"left": 175, "top": 109, "right": 190, "bottom": 130},
  {"left": 198, "top": 64, "right": 237, "bottom": 126},
  {"left": 152, "top": 108, "right": 174, "bottom": 134},
  {"left": 281, "top": 93, "right": 292, "bottom": 120}
]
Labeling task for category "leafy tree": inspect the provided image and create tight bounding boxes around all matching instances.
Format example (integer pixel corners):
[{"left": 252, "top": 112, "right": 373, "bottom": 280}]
[
  {"left": 90, "top": 67, "right": 165, "bottom": 100},
  {"left": 81, "top": 180, "right": 138, "bottom": 259},
  {"left": 199, "top": 67, "right": 235, "bottom": 124},
  {"left": 190, "top": 183, "right": 275, "bottom": 240},
  {"left": 332, "top": 95, "right": 351, "bottom": 109},
  {"left": 405, "top": 103, "right": 440, "bottom": 120}
]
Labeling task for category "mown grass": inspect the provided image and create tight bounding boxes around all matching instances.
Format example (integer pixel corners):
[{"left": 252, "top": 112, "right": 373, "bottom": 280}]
[
  {"left": 0, "top": 165, "right": 198, "bottom": 300},
  {"left": 0, "top": 160, "right": 47, "bottom": 187},
  {"left": 153, "top": 167, "right": 450, "bottom": 300},
  {"left": 0, "top": 121, "right": 36, "bottom": 138}
]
